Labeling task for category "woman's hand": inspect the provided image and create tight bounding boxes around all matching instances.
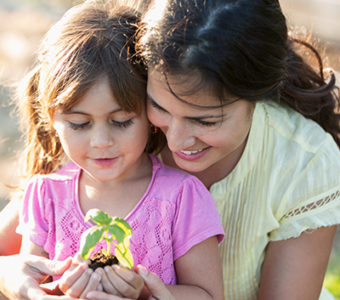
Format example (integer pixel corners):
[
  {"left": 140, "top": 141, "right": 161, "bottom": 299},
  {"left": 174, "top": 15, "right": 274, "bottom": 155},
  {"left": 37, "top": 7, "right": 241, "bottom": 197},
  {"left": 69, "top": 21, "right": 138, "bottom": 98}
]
[{"left": 0, "top": 254, "right": 76, "bottom": 300}]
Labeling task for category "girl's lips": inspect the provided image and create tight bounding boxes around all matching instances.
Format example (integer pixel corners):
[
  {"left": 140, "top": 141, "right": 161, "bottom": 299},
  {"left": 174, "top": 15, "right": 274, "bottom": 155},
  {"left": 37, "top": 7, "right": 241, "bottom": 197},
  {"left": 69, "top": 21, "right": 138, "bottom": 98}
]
[
  {"left": 92, "top": 157, "right": 117, "bottom": 167},
  {"left": 175, "top": 147, "right": 211, "bottom": 161}
]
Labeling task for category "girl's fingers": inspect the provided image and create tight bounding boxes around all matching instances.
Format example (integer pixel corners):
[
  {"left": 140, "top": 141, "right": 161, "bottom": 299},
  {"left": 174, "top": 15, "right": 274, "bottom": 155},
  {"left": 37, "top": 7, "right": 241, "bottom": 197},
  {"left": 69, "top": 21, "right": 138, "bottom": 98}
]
[
  {"left": 112, "top": 265, "right": 144, "bottom": 291},
  {"left": 86, "top": 290, "right": 133, "bottom": 300},
  {"left": 65, "top": 268, "right": 93, "bottom": 298},
  {"left": 100, "top": 268, "right": 122, "bottom": 296},
  {"left": 136, "top": 265, "right": 174, "bottom": 300},
  {"left": 104, "top": 265, "right": 142, "bottom": 299},
  {"left": 80, "top": 269, "right": 102, "bottom": 299},
  {"left": 59, "top": 264, "right": 90, "bottom": 296}
]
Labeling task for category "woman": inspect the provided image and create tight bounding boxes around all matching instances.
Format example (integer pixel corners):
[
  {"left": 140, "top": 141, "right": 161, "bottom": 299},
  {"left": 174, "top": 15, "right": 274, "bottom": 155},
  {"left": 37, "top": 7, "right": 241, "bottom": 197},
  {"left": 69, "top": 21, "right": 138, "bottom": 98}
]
[
  {"left": 1, "top": 0, "right": 340, "bottom": 299},
  {"left": 137, "top": 0, "right": 340, "bottom": 299}
]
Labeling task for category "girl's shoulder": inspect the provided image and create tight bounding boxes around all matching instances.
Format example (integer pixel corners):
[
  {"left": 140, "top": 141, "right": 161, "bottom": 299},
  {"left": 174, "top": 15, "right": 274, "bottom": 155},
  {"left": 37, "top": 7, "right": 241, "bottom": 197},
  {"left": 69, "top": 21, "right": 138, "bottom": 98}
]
[
  {"left": 149, "top": 154, "right": 209, "bottom": 194},
  {"left": 28, "top": 161, "right": 81, "bottom": 186}
]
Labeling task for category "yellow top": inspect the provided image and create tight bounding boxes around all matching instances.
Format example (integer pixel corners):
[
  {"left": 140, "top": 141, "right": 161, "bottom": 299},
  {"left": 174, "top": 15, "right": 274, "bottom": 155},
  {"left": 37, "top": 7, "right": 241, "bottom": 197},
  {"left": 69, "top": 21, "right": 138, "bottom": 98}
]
[{"left": 210, "top": 101, "right": 340, "bottom": 300}]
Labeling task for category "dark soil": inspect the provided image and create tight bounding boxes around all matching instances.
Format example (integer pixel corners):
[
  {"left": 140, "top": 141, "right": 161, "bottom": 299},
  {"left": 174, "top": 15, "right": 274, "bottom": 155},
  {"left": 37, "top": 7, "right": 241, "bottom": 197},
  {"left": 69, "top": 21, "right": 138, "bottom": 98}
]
[{"left": 88, "top": 251, "right": 118, "bottom": 270}]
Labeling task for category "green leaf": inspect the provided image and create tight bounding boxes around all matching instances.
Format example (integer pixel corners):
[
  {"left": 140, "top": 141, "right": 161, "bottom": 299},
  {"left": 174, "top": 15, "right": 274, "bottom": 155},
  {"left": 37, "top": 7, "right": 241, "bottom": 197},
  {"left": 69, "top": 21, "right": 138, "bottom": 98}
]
[
  {"left": 115, "top": 237, "right": 134, "bottom": 269},
  {"left": 80, "top": 226, "right": 104, "bottom": 259},
  {"left": 107, "top": 224, "right": 125, "bottom": 243},
  {"left": 85, "top": 209, "right": 112, "bottom": 225},
  {"left": 114, "top": 217, "right": 132, "bottom": 236}
]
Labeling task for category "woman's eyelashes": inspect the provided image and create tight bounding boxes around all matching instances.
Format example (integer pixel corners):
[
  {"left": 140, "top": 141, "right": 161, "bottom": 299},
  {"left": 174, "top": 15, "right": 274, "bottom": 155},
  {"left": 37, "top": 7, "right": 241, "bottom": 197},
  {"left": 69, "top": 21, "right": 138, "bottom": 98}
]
[
  {"left": 67, "top": 118, "right": 134, "bottom": 130},
  {"left": 150, "top": 100, "right": 219, "bottom": 127},
  {"left": 196, "top": 119, "right": 218, "bottom": 127}
]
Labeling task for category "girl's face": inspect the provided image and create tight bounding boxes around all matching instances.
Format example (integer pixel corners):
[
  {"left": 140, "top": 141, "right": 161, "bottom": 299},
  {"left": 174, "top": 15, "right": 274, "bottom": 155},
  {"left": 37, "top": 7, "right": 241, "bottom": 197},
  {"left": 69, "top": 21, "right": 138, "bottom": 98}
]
[
  {"left": 147, "top": 70, "right": 255, "bottom": 174},
  {"left": 53, "top": 75, "right": 150, "bottom": 183}
]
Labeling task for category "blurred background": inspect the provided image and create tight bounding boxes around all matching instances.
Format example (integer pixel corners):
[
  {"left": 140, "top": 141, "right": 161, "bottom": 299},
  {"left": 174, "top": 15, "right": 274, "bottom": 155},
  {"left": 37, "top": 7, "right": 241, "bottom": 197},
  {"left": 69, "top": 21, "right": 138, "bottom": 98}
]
[{"left": 0, "top": 0, "right": 339, "bottom": 298}]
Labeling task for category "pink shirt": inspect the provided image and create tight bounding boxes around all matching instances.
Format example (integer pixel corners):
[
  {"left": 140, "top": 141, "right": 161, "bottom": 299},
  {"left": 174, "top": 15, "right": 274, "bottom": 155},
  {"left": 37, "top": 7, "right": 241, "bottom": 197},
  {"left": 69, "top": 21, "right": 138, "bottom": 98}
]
[{"left": 18, "top": 155, "right": 224, "bottom": 284}]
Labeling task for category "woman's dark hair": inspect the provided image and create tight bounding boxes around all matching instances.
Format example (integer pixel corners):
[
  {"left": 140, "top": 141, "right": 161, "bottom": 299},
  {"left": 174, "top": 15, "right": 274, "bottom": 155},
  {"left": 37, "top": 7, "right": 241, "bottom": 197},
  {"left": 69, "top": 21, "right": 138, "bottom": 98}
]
[{"left": 138, "top": 0, "right": 340, "bottom": 146}]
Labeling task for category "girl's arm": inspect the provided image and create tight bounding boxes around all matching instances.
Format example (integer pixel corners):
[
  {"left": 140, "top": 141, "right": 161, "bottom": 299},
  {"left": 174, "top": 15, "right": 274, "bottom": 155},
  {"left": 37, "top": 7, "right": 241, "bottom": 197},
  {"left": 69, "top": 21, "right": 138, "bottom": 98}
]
[
  {"left": 258, "top": 225, "right": 337, "bottom": 300},
  {"left": 0, "top": 199, "right": 22, "bottom": 255},
  {"left": 169, "top": 236, "right": 224, "bottom": 300}
]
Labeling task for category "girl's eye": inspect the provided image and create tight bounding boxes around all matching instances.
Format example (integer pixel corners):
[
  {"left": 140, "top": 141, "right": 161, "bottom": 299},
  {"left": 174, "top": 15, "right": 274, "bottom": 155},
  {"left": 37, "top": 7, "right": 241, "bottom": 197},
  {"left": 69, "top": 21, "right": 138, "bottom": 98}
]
[
  {"left": 68, "top": 121, "right": 90, "bottom": 130},
  {"left": 110, "top": 119, "right": 134, "bottom": 128}
]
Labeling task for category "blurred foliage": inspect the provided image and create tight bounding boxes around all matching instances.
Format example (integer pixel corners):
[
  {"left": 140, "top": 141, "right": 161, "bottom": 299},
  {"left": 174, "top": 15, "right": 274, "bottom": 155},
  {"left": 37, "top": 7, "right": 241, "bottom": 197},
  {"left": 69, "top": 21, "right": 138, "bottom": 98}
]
[
  {"left": 325, "top": 273, "right": 340, "bottom": 299},
  {"left": 325, "top": 249, "right": 340, "bottom": 300}
]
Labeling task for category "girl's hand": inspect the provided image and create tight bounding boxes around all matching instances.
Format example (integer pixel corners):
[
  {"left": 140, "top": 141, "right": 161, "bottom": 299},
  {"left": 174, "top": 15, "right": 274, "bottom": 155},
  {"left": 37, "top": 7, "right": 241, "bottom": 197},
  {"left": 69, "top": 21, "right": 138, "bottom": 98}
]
[
  {"left": 100, "top": 265, "right": 144, "bottom": 299},
  {"left": 85, "top": 265, "right": 175, "bottom": 300},
  {"left": 58, "top": 254, "right": 102, "bottom": 298}
]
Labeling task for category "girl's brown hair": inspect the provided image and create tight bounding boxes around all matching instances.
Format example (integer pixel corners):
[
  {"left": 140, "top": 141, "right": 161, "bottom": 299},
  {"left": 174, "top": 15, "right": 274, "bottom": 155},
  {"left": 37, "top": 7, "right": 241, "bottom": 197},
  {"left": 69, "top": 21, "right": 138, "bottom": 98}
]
[
  {"left": 138, "top": 0, "right": 340, "bottom": 146},
  {"left": 17, "top": 1, "right": 163, "bottom": 181}
]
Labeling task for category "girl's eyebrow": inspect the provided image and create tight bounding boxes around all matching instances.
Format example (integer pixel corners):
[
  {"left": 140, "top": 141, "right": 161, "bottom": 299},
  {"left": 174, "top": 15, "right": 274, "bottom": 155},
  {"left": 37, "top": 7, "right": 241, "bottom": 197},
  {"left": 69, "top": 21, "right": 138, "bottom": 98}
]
[
  {"left": 62, "top": 108, "right": 123, "bottom": 115},
  {"left": 147, "top": 94, "right": 225, "bottom": 120}
]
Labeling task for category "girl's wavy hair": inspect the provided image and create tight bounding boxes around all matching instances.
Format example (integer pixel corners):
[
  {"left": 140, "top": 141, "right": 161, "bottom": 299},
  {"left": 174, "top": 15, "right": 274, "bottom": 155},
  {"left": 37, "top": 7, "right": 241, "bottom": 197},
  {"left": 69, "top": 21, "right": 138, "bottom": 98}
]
[
  {"left": 16, "top": 1, "right": 164, "bottom": 181},
  {"left": 137, "top": 0, "right": 340, "bottom": 146}
]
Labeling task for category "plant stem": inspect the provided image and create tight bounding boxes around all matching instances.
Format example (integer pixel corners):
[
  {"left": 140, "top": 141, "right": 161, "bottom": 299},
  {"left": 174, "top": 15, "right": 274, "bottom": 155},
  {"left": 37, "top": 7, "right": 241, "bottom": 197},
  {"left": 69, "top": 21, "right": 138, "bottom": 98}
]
[{"left": 106, "top": 231, "right": 111, "bottom": 255}]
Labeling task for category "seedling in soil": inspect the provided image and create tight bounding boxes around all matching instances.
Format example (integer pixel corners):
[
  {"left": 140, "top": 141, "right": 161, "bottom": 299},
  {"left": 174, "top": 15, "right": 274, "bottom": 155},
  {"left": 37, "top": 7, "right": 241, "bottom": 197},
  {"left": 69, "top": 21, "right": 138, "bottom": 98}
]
[{"left": 80, "top": 208, "right": 134, "bottom": 270}]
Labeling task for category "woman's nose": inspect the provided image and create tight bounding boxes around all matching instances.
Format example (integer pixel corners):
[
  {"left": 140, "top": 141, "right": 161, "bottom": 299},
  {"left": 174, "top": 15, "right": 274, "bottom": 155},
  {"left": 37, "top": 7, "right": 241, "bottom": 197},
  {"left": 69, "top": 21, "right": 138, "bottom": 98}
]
[{"left": 165, "top": 120, "right": 196, "bottom": 151}]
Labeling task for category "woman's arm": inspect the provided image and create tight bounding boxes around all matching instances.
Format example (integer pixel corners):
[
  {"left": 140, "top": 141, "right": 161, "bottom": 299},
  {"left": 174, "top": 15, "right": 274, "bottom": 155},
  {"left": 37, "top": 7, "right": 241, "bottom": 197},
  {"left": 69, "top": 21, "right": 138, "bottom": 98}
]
[
  {"left": 0, "top": 199, "right": 22, "bottom": 255},
  {"left": 258, "top": 225, "right": 337, "bottom": 300}
]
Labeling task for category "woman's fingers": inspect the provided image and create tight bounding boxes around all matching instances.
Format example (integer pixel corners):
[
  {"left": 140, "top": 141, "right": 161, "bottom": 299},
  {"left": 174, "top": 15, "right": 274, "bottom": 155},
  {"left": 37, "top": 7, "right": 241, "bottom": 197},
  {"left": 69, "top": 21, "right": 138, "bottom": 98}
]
[{"left": 25, "top": 255, "right": 72, "bottom": 278}]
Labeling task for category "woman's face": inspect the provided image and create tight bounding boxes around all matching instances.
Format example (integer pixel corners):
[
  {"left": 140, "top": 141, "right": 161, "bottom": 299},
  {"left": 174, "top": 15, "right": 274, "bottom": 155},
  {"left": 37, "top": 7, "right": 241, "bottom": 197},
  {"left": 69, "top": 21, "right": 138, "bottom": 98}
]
[{"left": 147, "top": 70, "right": 255, "bottom": 174}]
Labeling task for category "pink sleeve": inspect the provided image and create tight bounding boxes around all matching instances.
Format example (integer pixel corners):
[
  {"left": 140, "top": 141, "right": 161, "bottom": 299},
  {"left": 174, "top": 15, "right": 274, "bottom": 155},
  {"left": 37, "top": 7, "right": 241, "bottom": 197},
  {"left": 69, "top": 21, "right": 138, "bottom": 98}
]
[
  {"left": 172, "top": 177, "right": 224, "bottom": 261},
  {"left": 17, "top": 177, "right": 48, "bottom": 248}
]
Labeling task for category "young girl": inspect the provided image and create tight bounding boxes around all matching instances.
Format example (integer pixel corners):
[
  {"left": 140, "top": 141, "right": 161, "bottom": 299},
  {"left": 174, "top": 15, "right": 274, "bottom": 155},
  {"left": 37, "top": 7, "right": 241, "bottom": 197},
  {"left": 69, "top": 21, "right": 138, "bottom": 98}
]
[
  {"left": 135, "top": 0, "right": 340, "bottom": 299},
  {"left": 15, "top": 2, "right": 224, "bottom": 299}
]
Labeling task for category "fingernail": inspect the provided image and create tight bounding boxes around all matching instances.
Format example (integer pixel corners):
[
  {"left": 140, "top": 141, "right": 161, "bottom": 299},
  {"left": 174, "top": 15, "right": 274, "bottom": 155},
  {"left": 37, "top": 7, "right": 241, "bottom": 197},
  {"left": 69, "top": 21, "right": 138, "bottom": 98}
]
[
  {"left": 104, "top": 266, "right": 110, "bottom": 272},
  {"left": 92, "top": 272, "right": 100, "bottom": 280},
  {"left": 95, "top": 268, "right": 103, "bottom": 276},
  {"left": 87, "top": 268, "right": 93, "bottom": 275},
  {"left": 138, "top": 265, "right": 148, "bottom": 277}
]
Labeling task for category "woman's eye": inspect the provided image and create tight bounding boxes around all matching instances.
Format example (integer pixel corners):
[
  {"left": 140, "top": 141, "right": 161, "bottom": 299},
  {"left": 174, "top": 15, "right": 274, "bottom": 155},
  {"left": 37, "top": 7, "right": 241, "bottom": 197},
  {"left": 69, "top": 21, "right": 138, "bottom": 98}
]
[
  {"left": 150, "top": 100, "right": 166, "bottom": 113},
  {"left": 110, "top": 119, "right": 134, "bottom": 128},
  {"left": 196, "top": 120, "right": 217, "bottom": 127},
  {"left": 68, "top": 121, "right": 90, "bottom": 130}
]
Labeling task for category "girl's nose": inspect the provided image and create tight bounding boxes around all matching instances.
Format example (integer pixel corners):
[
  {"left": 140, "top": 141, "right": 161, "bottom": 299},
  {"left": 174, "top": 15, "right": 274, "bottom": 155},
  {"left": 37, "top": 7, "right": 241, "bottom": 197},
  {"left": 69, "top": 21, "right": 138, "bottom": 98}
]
[
  {"left": 90, "top": 125, "right": 114, "bottom": 148},
  {"left": 165, "top": 119, "right": 196, "bottom": 152}
]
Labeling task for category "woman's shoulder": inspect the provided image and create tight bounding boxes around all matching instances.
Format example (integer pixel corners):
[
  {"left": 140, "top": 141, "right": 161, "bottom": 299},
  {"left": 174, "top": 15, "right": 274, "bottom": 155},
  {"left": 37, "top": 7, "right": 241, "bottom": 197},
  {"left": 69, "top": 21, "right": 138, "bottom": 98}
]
[{"left": 260, "top": 101, "right": 335, "bottom": 153}]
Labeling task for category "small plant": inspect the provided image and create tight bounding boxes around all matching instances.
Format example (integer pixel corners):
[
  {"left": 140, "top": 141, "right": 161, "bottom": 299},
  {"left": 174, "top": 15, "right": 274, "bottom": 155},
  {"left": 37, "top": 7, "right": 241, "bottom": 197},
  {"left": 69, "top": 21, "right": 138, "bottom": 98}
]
[{"left": 80, "top": 208, "right": 134, "bottom": 269}]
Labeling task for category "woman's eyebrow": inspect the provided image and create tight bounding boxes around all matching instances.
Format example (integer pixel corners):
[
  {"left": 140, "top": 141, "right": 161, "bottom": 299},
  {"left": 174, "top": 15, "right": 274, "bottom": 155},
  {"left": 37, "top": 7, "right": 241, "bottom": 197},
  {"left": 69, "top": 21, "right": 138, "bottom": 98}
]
[{"left": 147, "top": 94, "right": 224, "bottom": 120}]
